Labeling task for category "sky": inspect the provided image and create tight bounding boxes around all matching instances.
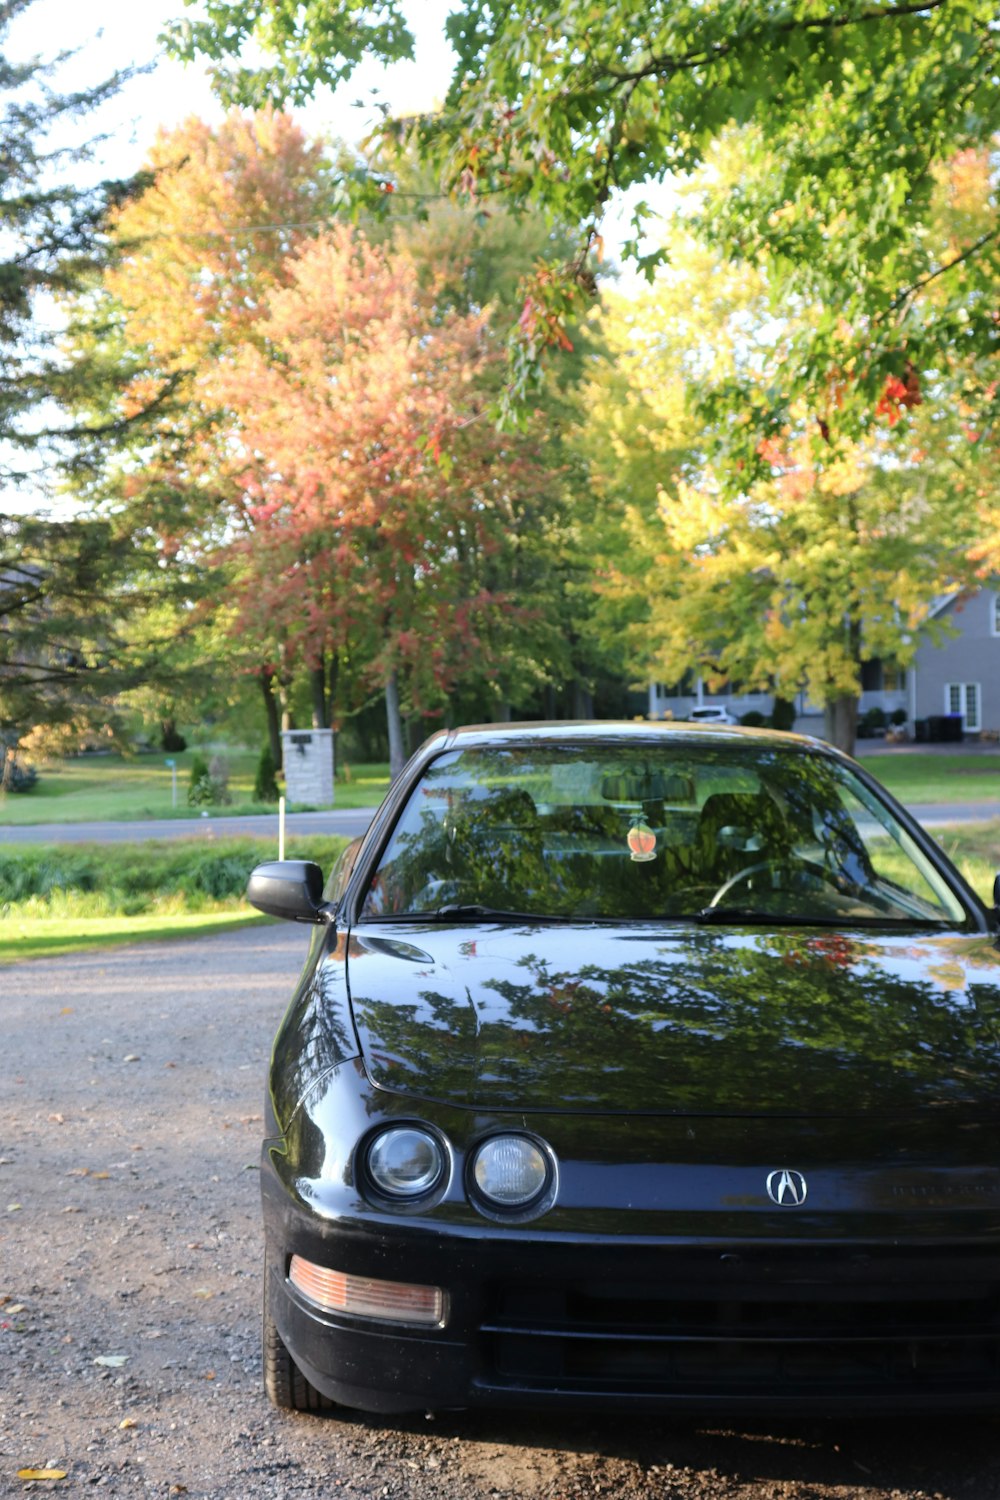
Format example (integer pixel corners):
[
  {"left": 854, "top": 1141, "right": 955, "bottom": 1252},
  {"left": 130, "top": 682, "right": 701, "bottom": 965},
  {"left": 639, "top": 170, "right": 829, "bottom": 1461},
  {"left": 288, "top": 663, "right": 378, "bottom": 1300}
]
[{"left": 8, "top": 0, "right": 461, "bottom": 181}]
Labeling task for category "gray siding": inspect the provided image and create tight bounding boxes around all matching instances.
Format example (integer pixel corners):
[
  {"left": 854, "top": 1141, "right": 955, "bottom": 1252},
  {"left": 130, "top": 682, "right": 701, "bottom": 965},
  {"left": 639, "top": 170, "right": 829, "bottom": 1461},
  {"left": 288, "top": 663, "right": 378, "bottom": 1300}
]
[{"left": 913, "top": 591, "right": 1000, "bottom": 734}]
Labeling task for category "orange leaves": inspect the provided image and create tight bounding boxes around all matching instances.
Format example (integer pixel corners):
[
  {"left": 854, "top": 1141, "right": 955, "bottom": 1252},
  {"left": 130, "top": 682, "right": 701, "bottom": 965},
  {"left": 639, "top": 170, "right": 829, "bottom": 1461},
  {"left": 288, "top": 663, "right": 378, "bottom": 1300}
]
[{"left": 875, "top": 365, "right": 922, "bottom": 427}]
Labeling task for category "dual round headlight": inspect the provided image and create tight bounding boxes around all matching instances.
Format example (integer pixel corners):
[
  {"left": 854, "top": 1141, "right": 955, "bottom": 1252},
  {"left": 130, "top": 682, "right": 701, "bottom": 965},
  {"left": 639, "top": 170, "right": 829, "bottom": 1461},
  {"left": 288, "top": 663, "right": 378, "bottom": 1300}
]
[
  {"left": 363, "top": 1126, "right": 555, "bottom": 1218},
  {"left": 366, "top": 1126, "right": 445, "bottom": 1198}
]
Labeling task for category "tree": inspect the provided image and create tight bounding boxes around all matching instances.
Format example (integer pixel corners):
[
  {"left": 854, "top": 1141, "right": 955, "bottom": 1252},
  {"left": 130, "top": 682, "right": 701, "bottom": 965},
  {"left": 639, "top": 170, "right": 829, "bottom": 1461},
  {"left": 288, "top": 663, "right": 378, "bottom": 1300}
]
[
  {"left": 64, "top": 110, "right": 343, "bottom": 763},
  {"left": 0, "top": 3, "right": 213, "bottom": 751},
  {"left": 0, "top": 511, "right": 196, "bottom": 778},
  {"left": 217, "top": 226, "right": 555, "bottom": 775},
  {"left": 168, "top": 0, "right": 999, "bottom": 436},
  {"left": 580, "top": 232, "right": 984, "bottom": 752}
]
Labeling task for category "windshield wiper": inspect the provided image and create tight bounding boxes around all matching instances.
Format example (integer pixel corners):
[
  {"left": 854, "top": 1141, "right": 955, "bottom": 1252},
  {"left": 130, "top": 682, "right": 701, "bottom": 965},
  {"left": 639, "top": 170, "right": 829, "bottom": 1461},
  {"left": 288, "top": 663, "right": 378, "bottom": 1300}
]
[
  {"left": 361, "top": 904, "right": 574, "bottom": 924},
  {"left": 431, "top": 904, "right": 571, "bottom": 923}
]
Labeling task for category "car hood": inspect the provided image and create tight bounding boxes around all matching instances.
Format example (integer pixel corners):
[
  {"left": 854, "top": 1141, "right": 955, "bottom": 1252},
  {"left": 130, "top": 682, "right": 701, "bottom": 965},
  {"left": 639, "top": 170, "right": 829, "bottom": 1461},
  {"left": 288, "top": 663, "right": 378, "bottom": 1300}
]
[{"left": 344, "top": 921, "right": 1000, "bottom": 1116}]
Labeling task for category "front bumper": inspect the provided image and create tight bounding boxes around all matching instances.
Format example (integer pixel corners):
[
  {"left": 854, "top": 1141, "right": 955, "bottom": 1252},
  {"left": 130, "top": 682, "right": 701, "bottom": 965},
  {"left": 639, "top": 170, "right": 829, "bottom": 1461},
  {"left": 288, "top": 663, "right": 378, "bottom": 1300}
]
[{"left": 263, "top": 1157, "right": 1000, "bottom": 1416}]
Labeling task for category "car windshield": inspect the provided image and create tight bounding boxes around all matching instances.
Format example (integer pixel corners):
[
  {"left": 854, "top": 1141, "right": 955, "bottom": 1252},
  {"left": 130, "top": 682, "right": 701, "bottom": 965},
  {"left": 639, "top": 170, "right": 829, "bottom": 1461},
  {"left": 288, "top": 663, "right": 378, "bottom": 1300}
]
[{"left": 360, "top": 741, "right": 969, "bottom": 926}]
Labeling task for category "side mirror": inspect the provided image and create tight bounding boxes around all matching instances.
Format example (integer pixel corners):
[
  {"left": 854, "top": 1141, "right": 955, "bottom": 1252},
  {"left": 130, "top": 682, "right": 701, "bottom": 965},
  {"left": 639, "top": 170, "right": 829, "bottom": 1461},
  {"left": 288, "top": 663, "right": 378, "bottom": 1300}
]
[
  {"left": 247, "top": 860, "right": 331, "bottom": 924},
  {"left": 994, "top": 873, "right": 1000, "bottom": 924}
]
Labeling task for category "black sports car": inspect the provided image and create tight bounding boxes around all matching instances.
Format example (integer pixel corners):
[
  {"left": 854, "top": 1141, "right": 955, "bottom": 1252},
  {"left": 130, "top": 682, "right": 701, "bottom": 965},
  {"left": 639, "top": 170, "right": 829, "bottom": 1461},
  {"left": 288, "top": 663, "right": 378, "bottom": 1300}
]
[{"left": 248, "top": 722, "right": 1000, "bottom": 1417}]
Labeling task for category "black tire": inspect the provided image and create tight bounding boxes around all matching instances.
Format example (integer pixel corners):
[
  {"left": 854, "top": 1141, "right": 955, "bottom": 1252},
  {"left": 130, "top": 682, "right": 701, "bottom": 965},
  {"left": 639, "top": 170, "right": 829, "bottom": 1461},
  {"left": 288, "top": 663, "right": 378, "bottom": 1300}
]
[{"left": 262, "top": 1254, "right": 336, "bottom": 1412}]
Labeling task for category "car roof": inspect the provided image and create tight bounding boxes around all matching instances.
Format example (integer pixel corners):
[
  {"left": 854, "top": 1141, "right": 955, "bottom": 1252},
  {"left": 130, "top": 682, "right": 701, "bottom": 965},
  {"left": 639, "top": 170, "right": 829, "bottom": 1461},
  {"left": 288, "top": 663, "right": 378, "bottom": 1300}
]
[{"left": 415, "top": 720, "right": 828, "bottom": 759}]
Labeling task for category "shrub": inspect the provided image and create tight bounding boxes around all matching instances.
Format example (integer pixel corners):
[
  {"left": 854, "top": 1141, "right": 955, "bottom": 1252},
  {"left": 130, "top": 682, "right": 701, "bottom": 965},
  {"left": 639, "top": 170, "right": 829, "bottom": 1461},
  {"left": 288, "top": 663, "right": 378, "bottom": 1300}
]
[
  {"left": 1, "top": 760, "right": 39, "bottom": 794},
  {"left": 187, "top": 753, "right": 210, "bottom": 805},
  {"left": 254, "top": 745, "right": 279, "bottom": 803},
  {"left": 890, "top": 708, "right": 908, "bottom": 727},
  {"left": 770, "top": 698, "right": 796, "bottom": 732},
  {"left": 188, "top": 753, "right": 231, "bottom": 806},
  {"left": 739, "top": 711, "right": 767, "bottom": 727}
]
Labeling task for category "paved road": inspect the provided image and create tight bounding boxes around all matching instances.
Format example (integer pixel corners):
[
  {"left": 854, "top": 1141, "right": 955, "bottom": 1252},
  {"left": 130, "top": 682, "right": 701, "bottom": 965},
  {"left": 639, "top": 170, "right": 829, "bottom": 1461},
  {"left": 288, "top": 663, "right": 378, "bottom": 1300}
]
[
  {"left": 0, "top": 807, "right": 379, "bottom": 844},
  {"left": 1, "top": 801, "right": 997, "bottom": 845}
]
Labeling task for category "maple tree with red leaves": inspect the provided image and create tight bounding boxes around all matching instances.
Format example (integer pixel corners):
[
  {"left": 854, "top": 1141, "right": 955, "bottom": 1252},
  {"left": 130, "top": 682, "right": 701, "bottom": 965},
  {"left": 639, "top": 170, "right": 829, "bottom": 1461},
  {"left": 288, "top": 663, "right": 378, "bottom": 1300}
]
[{"left": 216, "top": 227, "right": 531, "bottom": 773}]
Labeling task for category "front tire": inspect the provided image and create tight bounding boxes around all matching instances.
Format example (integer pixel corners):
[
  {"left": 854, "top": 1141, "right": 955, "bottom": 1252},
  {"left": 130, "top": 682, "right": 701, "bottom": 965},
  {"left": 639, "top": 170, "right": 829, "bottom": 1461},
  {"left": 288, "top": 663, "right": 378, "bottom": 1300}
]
[{"left": 263, "top": 1253, "right": 336, "bottom": 1412}]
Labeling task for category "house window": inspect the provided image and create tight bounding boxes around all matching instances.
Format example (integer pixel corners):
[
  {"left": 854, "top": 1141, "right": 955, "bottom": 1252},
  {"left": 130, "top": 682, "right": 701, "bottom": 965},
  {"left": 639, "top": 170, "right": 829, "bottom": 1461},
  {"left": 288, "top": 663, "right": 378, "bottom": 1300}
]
[
  {"left": 882, "top": 663, "right": 907, "bottom": 693},
  {"left": 945, "top": 682, "right": 981, "bottom": 732}
]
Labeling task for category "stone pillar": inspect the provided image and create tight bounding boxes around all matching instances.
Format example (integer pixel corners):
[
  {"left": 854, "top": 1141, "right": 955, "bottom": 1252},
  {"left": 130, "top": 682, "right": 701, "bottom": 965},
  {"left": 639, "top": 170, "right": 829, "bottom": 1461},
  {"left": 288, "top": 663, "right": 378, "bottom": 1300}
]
[{"left": 281, "top": 728, "right": 334, "bottom": 808}]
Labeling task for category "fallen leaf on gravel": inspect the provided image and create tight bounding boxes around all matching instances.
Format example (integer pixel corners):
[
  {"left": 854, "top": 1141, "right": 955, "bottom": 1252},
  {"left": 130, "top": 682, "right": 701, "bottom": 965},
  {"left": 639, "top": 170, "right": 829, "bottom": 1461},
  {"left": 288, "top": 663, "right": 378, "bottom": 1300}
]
[
  {"left": 122, "top": 1055, "right": 140, "bottom": 1063},
  {"left": 142, "top": 1329, "right": 165, "bottom": 1339},
  {"left": 192, "top": 1288, "right": 214, "bottom": 1299},
  {"left": 94, "top": 1355, "right": 128, "bottom": 1368},
  {"left": 7, "top": 1303, "right": 25, "bottom": 1314},
  {"left": 91, "top": 1172, "right": 110, "bottom": 1180},
  {"left": 202, "top": 1370, "right": 216, "bottom": 1380},
  {"left": 7, "top": 1203, "right": 22, "bottom": 1212},
  {"left": 168, "top": 1486, "right": 188, "bottom": 1495},
  {"left": 48, "top": 1114, "right": 64, "bottom": 1124},
  {"left": 17, "top": 1470, "right": 67, "bottom": 1481},
  {"left": 0, "top": 1156, "right": 12, "bottom": 1164},
  {"left": 164, "top": 1062, "right": 177, "bottom": 1069},
  {"left": 59, "top": 1007, "right": 73, "bottom": 1015},
  {"left": 119, "top": 1418, "right": 137, "bottom": 1429},
  {"left": 62, "top": 1206, "right": 82, "bottom": 1214},
  {"left": 66, "top": 1169, "right": 89, "bottom": 1178}
]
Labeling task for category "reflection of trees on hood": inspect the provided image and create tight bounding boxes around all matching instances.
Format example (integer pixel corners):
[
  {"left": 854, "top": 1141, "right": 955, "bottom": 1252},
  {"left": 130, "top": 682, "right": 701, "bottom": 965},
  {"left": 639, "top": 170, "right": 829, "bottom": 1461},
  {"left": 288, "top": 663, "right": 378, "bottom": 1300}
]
[{"left": 348, "top": 929, "right": 1000, "bottom": 1115}]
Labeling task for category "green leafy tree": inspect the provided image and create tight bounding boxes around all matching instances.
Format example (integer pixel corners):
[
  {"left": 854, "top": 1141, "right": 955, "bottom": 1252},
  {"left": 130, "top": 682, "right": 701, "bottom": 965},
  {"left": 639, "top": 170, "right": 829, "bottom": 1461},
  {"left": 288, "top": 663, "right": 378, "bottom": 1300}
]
[
  {"left": 580, "top": 232, "right": 985, "bottom": 752},
  {"left": 167, "top": 0, "right": 1000, "bottom": 437}
]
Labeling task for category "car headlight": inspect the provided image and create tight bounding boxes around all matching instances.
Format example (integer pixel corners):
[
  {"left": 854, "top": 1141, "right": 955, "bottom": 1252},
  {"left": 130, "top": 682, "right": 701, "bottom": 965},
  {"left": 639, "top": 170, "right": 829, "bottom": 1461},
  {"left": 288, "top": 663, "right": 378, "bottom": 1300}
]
[
  {"left": 470, "top": 1133, "right": 554, "bottom": 1209},
  {"left": 365, "top": 1126, "right": 445, "bottom": 1198}
]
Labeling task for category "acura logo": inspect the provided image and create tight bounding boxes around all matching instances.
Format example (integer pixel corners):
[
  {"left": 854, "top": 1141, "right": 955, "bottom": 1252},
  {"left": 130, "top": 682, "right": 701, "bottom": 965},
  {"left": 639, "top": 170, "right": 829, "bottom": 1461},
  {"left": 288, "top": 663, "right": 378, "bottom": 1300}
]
[{"left": 766, "top": 1168, "right": 808, "bottom": 1207}]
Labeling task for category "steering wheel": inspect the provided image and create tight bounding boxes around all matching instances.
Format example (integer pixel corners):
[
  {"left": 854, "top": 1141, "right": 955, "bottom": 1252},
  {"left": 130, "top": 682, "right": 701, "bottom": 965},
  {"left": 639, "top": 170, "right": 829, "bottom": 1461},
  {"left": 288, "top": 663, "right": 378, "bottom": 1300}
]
[{"left": 707, "top": 857, "right": 845, "bottom": 910}]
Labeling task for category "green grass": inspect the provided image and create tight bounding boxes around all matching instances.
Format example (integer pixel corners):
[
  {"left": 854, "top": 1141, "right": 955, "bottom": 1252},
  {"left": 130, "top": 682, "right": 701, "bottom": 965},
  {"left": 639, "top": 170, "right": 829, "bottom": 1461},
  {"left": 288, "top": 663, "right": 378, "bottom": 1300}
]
[
  {"left": 857, "top": 752, "right": 1000, "bottom": 806},
  {"left": 0, "top": 749, "right": 390, "bottom": 825},
  {"left": 2, "top": 909, "right": 269, "bottom": 964},
  {"left": 0, "top": 834, "right": 349, "bottom": 963}
]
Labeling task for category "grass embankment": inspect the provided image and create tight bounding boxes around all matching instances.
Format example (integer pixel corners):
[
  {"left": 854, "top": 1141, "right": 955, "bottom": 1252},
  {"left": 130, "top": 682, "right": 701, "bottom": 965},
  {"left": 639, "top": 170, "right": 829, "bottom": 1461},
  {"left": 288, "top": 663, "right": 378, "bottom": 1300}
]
[
  {"left": 856, "top": 751, "right": 1000, "bottom": 806},
  {"left": 0, "top": 749, "right": 391, "bottom": 826},
  {"left": 0, "top": 835, "right": 349, "bottom": 963}
]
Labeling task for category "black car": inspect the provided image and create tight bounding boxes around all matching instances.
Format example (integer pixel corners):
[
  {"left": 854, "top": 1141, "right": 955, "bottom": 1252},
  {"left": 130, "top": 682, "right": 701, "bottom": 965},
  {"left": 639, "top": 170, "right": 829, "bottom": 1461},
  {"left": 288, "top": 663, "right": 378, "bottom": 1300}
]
[{"left": 248, "top": 722, "right": 1000, "bottom": 1417}]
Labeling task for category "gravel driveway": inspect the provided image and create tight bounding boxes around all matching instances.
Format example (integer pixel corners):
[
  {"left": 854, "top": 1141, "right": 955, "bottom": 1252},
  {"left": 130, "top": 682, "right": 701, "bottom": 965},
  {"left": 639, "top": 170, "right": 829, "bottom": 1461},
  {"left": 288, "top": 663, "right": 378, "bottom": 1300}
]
[{"left": 3, "top": 925, "right": 999, "bottom": 1499}]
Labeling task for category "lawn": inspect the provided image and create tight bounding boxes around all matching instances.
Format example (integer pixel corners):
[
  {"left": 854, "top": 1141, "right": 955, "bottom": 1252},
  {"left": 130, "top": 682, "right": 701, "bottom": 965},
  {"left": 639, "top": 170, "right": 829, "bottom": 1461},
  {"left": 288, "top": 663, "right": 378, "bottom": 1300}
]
[
  {"left": 0, "top": 748, "right": 391, "bottom": 825},
  {"left": 856, "top": 751, "right": 1000, "bottom": 806},
  {"left": 3, "top": 909, "right": 268, "bottom": 963},
  {"left": 0, "top": 834, "right": 349, "bottom": 964}
]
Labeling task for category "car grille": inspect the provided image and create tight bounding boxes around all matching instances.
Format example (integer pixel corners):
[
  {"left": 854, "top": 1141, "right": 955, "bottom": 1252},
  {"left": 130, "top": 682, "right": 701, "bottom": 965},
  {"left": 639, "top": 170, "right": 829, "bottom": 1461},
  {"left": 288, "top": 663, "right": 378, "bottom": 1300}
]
[{"left": 479, "top": 1250, "right": 1000, "bottom": 1398}]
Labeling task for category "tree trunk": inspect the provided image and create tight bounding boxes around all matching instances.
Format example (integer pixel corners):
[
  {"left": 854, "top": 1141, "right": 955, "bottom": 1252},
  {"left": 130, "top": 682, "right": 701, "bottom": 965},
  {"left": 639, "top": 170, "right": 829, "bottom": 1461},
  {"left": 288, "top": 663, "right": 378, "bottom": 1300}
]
[
  {"left": 327, "top": 652, "right": 339, "bottom": 730},
  {"left": 572, "top": 680, "right": 594, "bottom": 720},
  {"left": 824, "top": 695, "right": 859, "bottom": 756},
  {"left": 310, "top": 656, "right": 327, "bottom": 729},
  {"left": 385, "top": 673, "right": 406, "bottom": 780},
  {"left": 260, "top": 670, "right": 282, "bottom": 769}
]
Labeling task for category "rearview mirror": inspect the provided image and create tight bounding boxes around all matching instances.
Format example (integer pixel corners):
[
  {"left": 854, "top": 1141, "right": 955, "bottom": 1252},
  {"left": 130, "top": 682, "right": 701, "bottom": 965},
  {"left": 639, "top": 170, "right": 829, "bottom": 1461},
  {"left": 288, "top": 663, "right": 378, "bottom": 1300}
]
[{"left": 247, "top": 860, "right": 331, "bottom": 924}]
